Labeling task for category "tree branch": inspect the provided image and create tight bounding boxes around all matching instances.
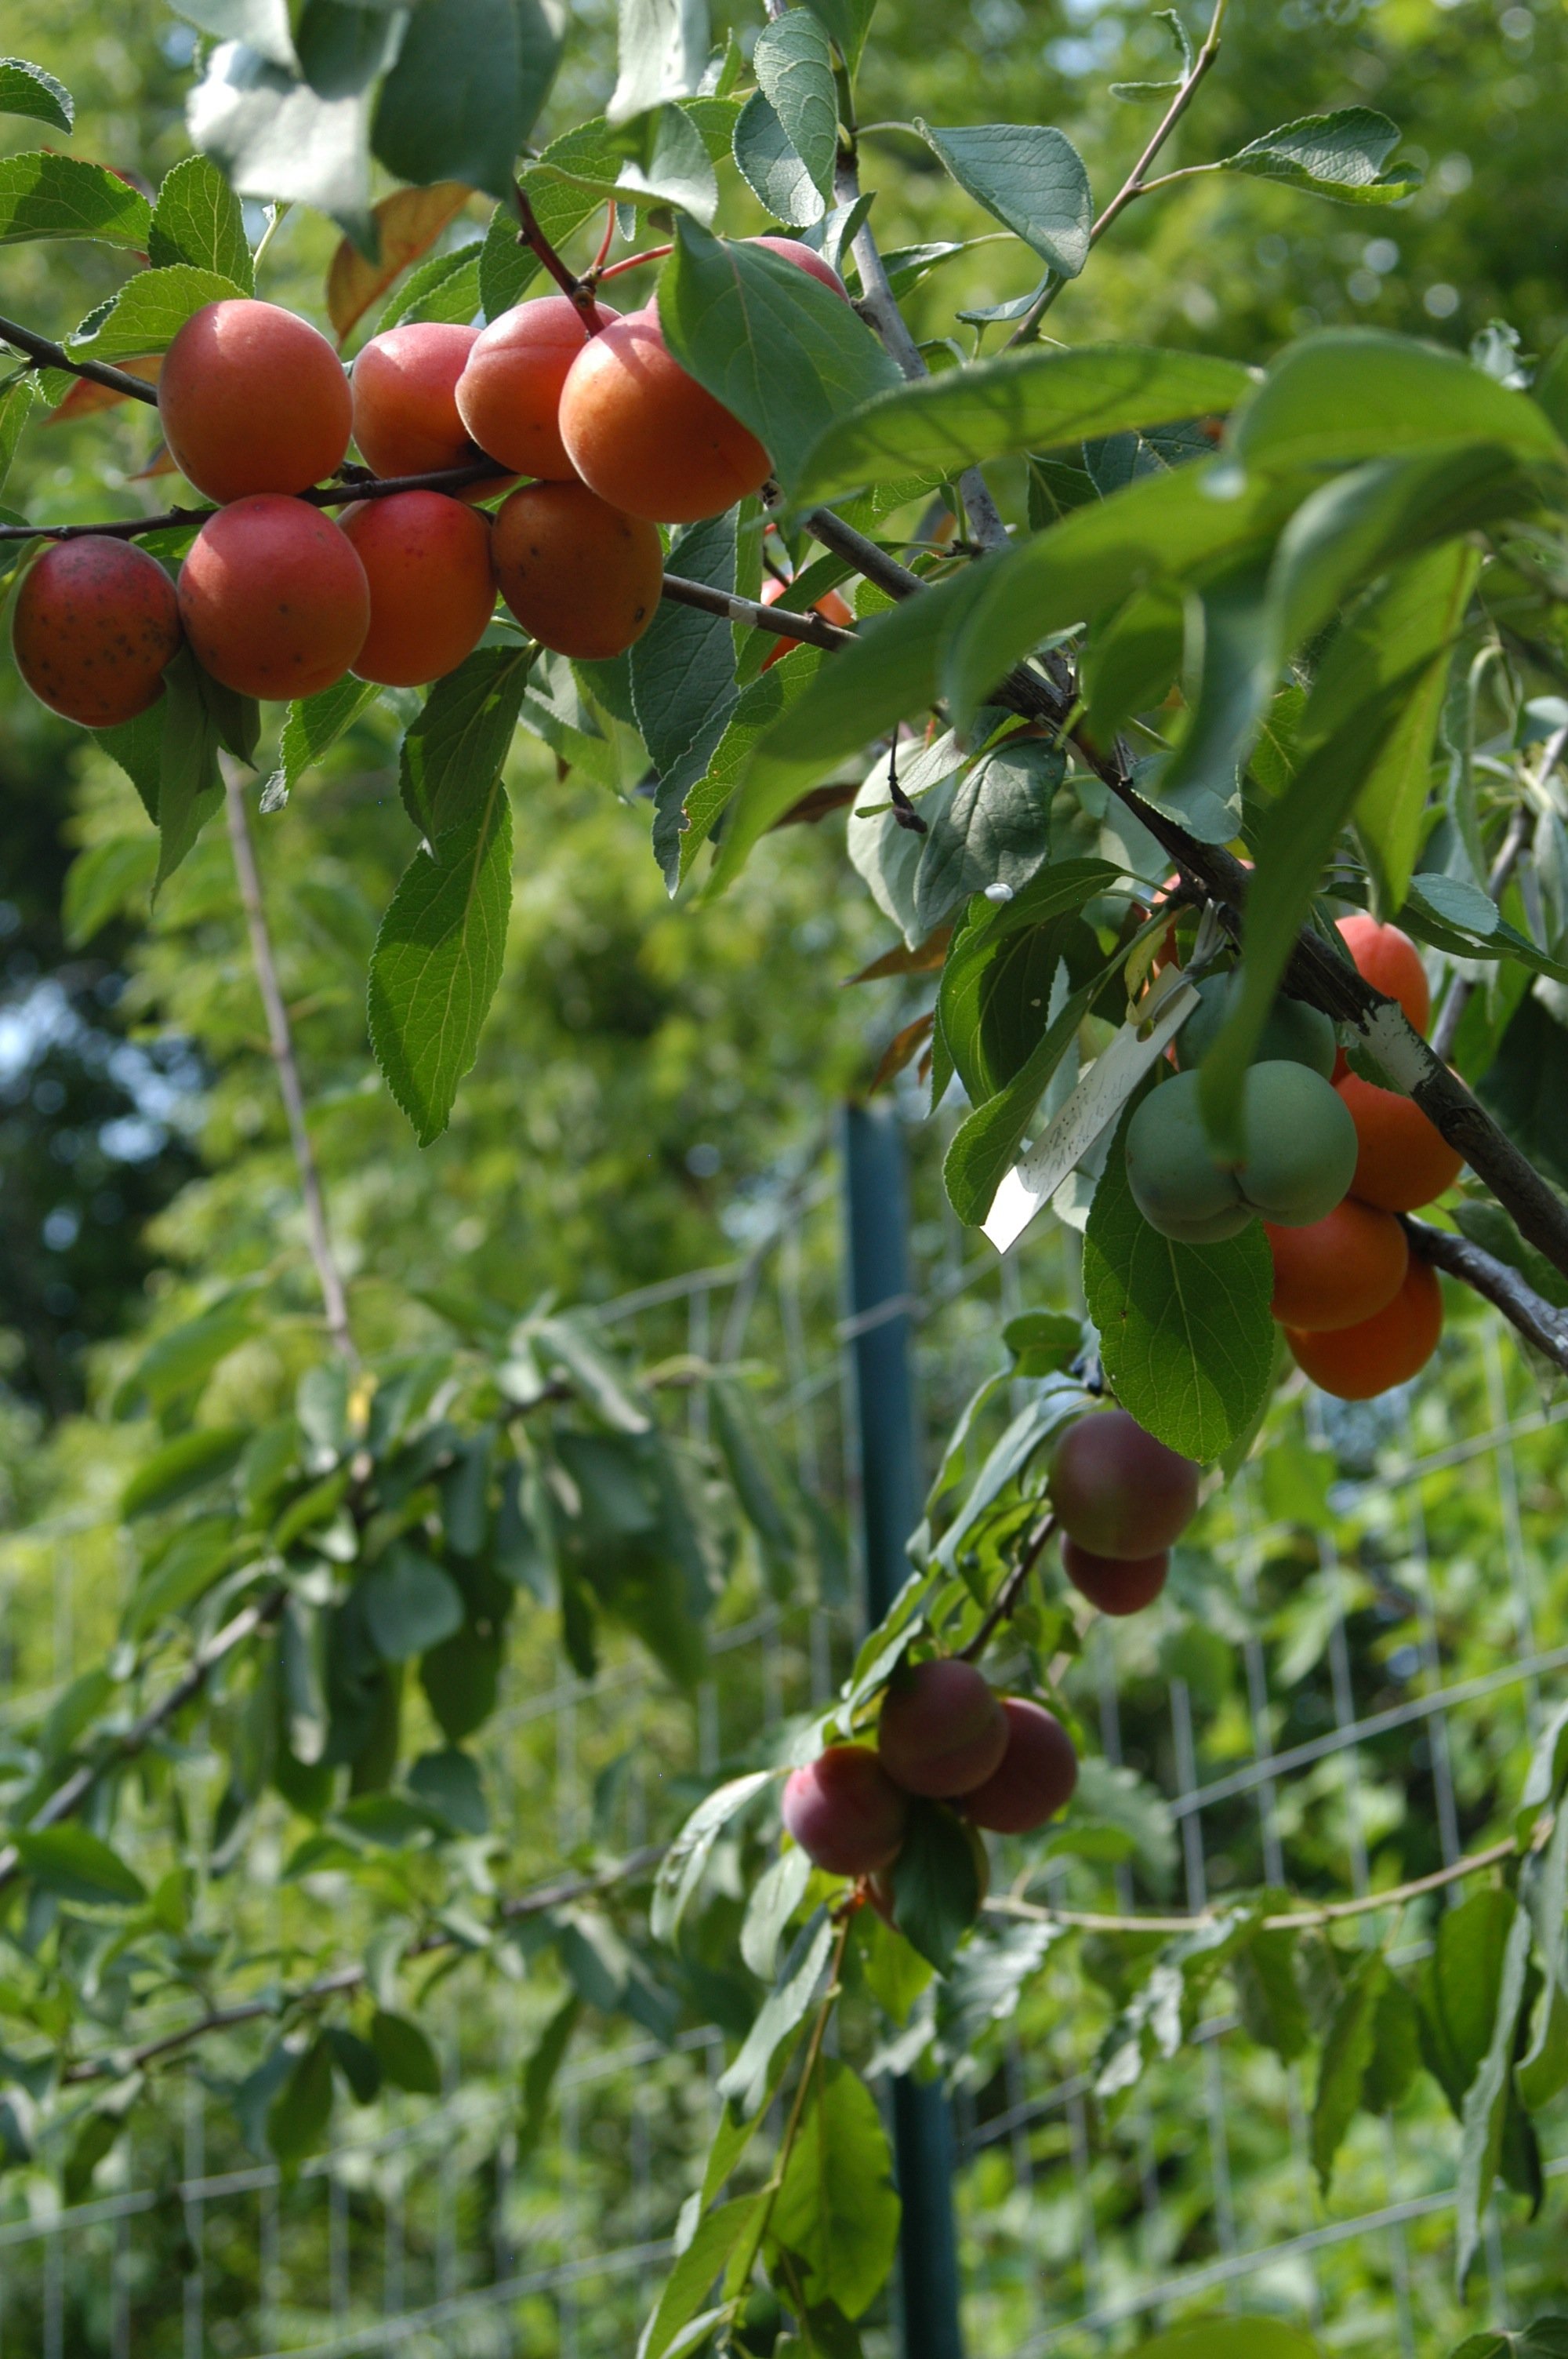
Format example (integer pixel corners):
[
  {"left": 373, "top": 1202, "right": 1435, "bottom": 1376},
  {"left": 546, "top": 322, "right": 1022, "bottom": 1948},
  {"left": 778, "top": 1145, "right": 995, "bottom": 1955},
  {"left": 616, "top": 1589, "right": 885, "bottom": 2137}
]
[
  {"left": 511, "top": 184, "right": 604, "bottom": 333},
  {"left": 960, "top": 1513, "right": 1057, "bottom": 1660},
  {"left": 223, "top": 762, "right": 359, "bottom": 1370},
  {"left": 0, "top": 458, "right": 513, "bottom": 543},
  {"left": 662, "top": 571, "right": 856, "bottom": 651},
  {"left": 1403, "top": 1216, "right": 1568, "bottom": 1371},
  {"left": 0, "top": 312, "right": 163, "bottom": 405},
  {"left": 1431, "top": 736, "right": 1555, "bottom": 1061}
]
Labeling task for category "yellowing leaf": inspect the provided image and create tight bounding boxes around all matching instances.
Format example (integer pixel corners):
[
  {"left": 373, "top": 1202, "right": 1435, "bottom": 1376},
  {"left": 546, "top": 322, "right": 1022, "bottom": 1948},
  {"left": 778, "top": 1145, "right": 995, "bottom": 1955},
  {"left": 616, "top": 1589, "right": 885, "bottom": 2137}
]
[{"left": 326, "top": 180, "right": 474, "bottom": 343}]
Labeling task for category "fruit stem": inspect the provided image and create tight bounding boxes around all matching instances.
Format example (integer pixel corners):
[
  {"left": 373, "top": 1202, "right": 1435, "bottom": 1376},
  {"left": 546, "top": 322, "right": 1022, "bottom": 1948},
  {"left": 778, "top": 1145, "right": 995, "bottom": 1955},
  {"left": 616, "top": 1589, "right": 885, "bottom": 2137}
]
[
  {"left": 960, "top": 1511, "right": 1058, "bottom": 1662},
  {"left": 591, "top": 199, "right": 617, "bottom": 273},
  {"left": 593, "top": 244, "right": 673, "bottom": 285},
  {"left": 511, "top": 182, "right": 606, "bottom": 334}
]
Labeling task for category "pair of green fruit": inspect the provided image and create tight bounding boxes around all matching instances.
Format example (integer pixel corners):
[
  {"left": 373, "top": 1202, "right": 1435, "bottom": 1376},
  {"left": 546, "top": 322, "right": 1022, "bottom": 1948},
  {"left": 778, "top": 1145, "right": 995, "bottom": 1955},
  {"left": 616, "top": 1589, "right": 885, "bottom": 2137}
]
[{"left": 1127, "top": 973, "right": 1356, "bottom": 1245}]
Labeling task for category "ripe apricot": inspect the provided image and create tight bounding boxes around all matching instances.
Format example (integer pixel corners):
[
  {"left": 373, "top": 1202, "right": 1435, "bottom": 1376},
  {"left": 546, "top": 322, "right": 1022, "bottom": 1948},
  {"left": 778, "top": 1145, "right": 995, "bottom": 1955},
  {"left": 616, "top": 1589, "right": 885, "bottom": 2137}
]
[
  {"left": 1337, "top": 912, "right": 1430, "bottom": 1034},
  {"left": 159, "top": 299, "right": 352, "bottom": 503},
  {"left": 1265, "top": 1198, "right": 1409, "bottom": 1332},
  {"left": 962, "top": 1699, "right": 1079, "bottom": 1835},
  {"left": 1061, "top": 1538, "right": 1169, "bottom": 1618},
  {"left": 177, "top": 496, "right": 369, "bottom": 700},
  {"left": 749, "top": 234, "right": 849, "bottom": 298},
  {"left": 558, "top": 307, "right": 771, "bottom": 524},
  {"left": 1174, "top": 972, "right": 1336, "bottom": 1080},
  {"left": 760, "top": 576, "right": 855, "bottom": 669},
  {"left": 877, "top": 1659, "right": 1008, "bottom": 1797},
  {"left": 351, "top": 322, "right": 479, "bottom": 480},
  {"left": 1048, "top": 1408, "right": 1200, "bottom": 1558},
  {"left": 781, "top": 1744, "right": 909, "bottom": 1875},
  {"left": 12, "top": 536, "right": 181, "bottom": 727},
  {"left": 1336, "top": 1070, "right": 1465, "bottom": 1212},
  {"left": 339, "top": 493, "right": 495, "bottom": 687},
  {"left": 455, "top": 296, "right": 617, "bottom": 481},
  {"left": 1286, "top": 1256, "right": 1443, "bottom": 1399},
  {"left": 492, "top": 480, "right": 662, "bottom": 660}
]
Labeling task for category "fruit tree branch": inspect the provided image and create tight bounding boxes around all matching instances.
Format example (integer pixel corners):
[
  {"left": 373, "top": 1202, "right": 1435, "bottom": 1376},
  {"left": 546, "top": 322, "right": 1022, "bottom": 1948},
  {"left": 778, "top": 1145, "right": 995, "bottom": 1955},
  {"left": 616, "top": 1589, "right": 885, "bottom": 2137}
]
[
  {"left": 511, "top": 183, "right": 605, "bottom": 333},
  {"left": 662, "top": 570, "right": 857, "bottom": 651},
  {"left": 0, "top": 312, "right": 163, "bottom": 405},
  {"left": 0, "top": 457, "right": 513, "bottom": 543},
  {"left": 223, "top": 761, "right": 359, "bottom": 1370},
  {"left": 1403, "top": 1216, "right": 1568, "bottom": 1371}
]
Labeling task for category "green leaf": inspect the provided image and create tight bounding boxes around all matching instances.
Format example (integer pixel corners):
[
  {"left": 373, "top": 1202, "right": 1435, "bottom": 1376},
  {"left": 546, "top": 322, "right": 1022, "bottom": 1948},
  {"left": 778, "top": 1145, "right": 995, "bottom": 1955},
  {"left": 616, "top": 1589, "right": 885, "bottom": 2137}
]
[
  {"left": 753, "top": 11, "right": 837, "bottom": 202},
  {"left": 1081, "top": 1100, "right": 1276, "bottom": 1463},
  {"left": 125, "top": 1514, "right": 238, "bottom": 1640},
  {"left": 0, "top": 151, "right": 151, "bottom": 246},
  {"left": 370, "top": 2008, "right": 443, "bottom": 2095},
  {"left": 148, "top": 152, "right": 254, "bottom": 290},
  {"left": 360, "top": 1544, "right": 466, "bottom": 1662},
  {"left": 172, "top": 2, "right": 297, "bottom": 71},
  {"left": 1130, "top": 2328, "right": 1323, "bottom": 2359},
  {"left": 935, "top": 1919, "right": 1061, "bottom": 2068},
  {"left": 800, "top": 0, "right": 877, "bottom": 74},
  {"left": 1221, "top": 107, "right": 1417, "bottom": 205},
  {"left": 62, "top": 834, "right": 158, "bottom": 950},
  {"left": 0, "top": 374, "right": 33, "bottom": 497},
  {"left": 263, "top": 676, "right": 383, "bottom": 813},
  {"left": 154, "top": 650, "right": 226, "bottom": 892},
  {"left": 400, "top": 648, "right": 531, "bottom": 841},
  {"left": 421, "top": 1620, "right": 503, "bottom": 1742},
  {"left": 188, "top": 41, "right": 372, "bottom": 223},
  {"left": 1311, "top": 1954, "right": 1383, "bottom": 2191},
  {"left": 267, "top": 2038, "right": 335, "bottom": 2162},
  {"left": 1230, "top": 329, "right": 1566, "bottom": 478},
  {"left": 710, "top": 1381, "right": 802, "bottom": 1599},
  {"left": 324, "top": 2026, "right": 381, "bottom": 2106},
  {"left": 70, "top": 264, "right": 247, "bottom": 363},
  {"left": 1363, "top": 1968, "right": 1423, "bottom": 2113},
  {"left": 608, "top": 0, "right": 709, "bottom": 125},
  {"left": 378, "top": 238, "right": 485, "bottom": 332},
  {"left": 13, "top": 1826, "right": 147, "bottom": 1908},
  {"left": 0, "top": 57, "right": 74, "bottom": 134},
  {"left": 652, "top": 1770, "right": 777, "bottom": 1945},
  {"left": 632, "top": 512, "right": 740, "bottom": 890},
  {"left": 113, "top": 1296, "right": 257, "bottom": 1417},
  {"left": 913, "top": 739, "right": 1062, "bottom": 940},
  {"left": 517, "top": 1993, "right": 579, "bottom": 2163},
  {"left": 1232, "top": 1922, "right": 1310, "bottom": 2064},
  {"left": 888, "top": 1799, "right": 982, "bottom": 1972},
  {"left": 718, "top": 1908, "right": 836, "bottom": 2115},
  {"left": 536, "top": 103, "right": 717, "bottom": 223},
  {"left": 740, "top": 1845, "right": 815, "bottom": 1982},
  {"left": 916, "top": 121, "right": 1091, "bottom": 275},
  {"left": 368, "top": 778, "right": 513, "bottom": 1145},
  {"left": 641, "top": 2194, "right": 771, "bottom": 2359},
  {"left": 659, "top": 219, "right": 902, "bottom": 495},
  {"left": 1457, "top": 1895, "right": 1536, "bottom": 2288},
  {"left": 942, "top": 969, "right": 1105, "bottom": 1227},
  {"left": 734, "top": 90, "right": 825, "bottom": 230},
  {"left": 121, "top": 1425, "right": 249, "bottom": 1518},
  {"left": 935, "top": 855, "right": 1116, "bottom": 1104},
  {"left": 797, "top": 343, "right": 1250, "bottom": 503},
  {"left": 769, "top": 2060, "right": 901, "bottom": 2320},
  {"left": 372, "top": 0, "right": 561, "bottom": 200}
]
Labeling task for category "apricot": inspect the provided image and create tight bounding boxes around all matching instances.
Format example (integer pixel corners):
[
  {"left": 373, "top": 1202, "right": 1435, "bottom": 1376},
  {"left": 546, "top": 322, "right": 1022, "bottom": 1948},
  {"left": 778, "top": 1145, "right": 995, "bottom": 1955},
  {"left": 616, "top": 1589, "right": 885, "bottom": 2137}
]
[
  {"left": 1265, "top": 1198, "right": 1408, "bottom": 1332},
  {"left": 1124, "top": 1073, "right": 1253, "bottom": 1243},
  {"left": 455, "top": 296, "right": 617, "bottom": 482},
  {"left": 961, "top": 1699, "right": 1079, "bottom": 1835},
  {"left": 781, "top": 1744, "right": 909, "bottom": 1876},
  {"left": 877, "top": 1659, "right": 1008, "bottom": 1797},
  {"left": 177, "top": 496, "right": 369, "bottom": 700},
  {"left": 1048, "top": 1408, "right": 1200, "bottom": 1558},
  {"left": 749, "top": 234, "right": 849, "bottom": 298},
  {"left": 1174, "top": 973, "right": 1336, "bottom": 1080},
  {"left": 12, "top": 536, "right": 181, "bottom": 727},
  {"left": 159, "top": 299, "right": 352, "bottom": 503},
  {"left": 1127, "top": 1064, "right": 1357, "bottom": 1241},
  {"left": 760, "top": 576, "right": 855, "bottom": 669},
  {"left": 558, "top": 307, "right": 771, "bottom": 524},
  {"left": 337, "top": 493, "right": 494, "bottom": 688},
  {"left": 1286, "top": 1256, "right": 1443, "bottom": 1399},
  {"left": 351, "top": 322, "right": 479, "bottom": 481},
  {"left": 1336, "top": 1070, "right": 1465, "bottom": 1212},
  {"left": 1061, "top": 1538, "right": 1169, "bottom": 1618},
  {"left": 1337, "top": 913, "right": 1430, "bottom": 1034},
  {"left": 492, "top": 480, "right": 662, "bottom": 660}
]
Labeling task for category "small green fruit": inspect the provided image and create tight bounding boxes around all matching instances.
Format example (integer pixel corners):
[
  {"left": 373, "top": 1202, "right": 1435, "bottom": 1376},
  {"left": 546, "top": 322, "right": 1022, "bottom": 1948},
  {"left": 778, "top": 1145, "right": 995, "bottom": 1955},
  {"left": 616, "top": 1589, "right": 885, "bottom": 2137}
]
[{"left": 1174, "top": 972, "right": 1337, "bottom": 1079}]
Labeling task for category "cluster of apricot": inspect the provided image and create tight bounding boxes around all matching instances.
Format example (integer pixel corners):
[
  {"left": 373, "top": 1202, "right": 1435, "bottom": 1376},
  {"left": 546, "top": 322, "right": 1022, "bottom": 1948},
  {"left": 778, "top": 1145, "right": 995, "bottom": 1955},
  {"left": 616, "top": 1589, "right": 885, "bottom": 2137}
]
[
  {"left": 781, "top": 1407, "right": 1200, "bottom": 1882},
  {"left": 1126, "top": 915, "right": 1457, "bottom": 1401},
  {"left": 11, "top": 242, "right": 843, "bottom": 729}
]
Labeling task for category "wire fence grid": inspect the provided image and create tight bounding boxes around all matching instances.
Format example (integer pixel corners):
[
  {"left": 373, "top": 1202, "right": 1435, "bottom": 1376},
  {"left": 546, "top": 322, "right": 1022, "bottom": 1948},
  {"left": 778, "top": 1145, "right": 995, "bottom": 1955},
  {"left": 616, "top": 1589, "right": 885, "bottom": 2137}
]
[{"left": 0, "top": 1121, "right": 1565, "bottom": 2357}]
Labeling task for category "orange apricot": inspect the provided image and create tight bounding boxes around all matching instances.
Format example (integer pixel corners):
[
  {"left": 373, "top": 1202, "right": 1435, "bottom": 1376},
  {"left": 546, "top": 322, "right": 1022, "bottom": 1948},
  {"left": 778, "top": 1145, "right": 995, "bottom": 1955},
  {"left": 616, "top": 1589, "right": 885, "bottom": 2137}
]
[
  {"left": 351, "top": 321, "right": 479, "bottom": 480},
  {"left": 12, "top": 536, "right": 182, "bottom": 727},
  {"left": 1286, "top": 1256, "right": 1443, "bottom": 1399},
  {"left": 177, "top": 496, "right": 369, "bottom": 700},
  {"left": 759, "top": 576, "right": 855, "bottom": 668},
  {"left": 1336, "top": 913, "right": 1431, "bottom": 1034},
  {"left": 1265, "top": 1198, "right": 1409, "bottom": 1332},
  {"left": 1336, "top": 1070, "right": 1465, "bottom": 1212},
  {"left": 558, "top": 307, "right": 771, "bottom": 524},
  {"left": 749, "top": 234, "right": 849, "bottom": 298},
  {"left": 455, "top": 296, "right": 617, "bottom": 482},
  {"left": 491, "top": 479, "right": 662, "bottom": 660},
  {"left": 159, "top": 300, "right": 352, "bottom": 503},
  {"left": 339, "top": 493, "right": 495, "bottom": 687}
]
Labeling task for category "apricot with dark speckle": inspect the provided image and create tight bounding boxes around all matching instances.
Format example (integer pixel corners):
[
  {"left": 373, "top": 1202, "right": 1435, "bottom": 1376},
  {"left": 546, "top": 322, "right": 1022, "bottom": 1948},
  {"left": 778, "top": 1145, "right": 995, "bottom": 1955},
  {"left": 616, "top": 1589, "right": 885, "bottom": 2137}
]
[
  {"left": 13, "top": 536, "right": 182, "bottom": 726},
  {"left": 177, "top": 496, "right": 369, "bottom": 699}
]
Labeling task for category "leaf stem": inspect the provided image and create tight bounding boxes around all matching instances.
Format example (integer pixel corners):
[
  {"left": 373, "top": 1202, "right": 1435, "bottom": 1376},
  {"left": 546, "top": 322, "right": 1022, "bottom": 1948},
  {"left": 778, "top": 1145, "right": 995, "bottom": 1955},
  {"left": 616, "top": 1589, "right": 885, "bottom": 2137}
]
[{"left": 511, "top": 181, "right": 605, "bottom": 333}]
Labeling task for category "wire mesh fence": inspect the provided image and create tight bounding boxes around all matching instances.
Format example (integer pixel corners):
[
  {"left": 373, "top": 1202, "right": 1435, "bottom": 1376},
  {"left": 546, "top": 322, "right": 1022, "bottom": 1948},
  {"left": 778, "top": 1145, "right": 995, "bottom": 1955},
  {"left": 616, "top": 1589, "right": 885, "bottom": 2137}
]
[{"left": 0, "top": 1114, "right": 1565, "bottom": 2357}]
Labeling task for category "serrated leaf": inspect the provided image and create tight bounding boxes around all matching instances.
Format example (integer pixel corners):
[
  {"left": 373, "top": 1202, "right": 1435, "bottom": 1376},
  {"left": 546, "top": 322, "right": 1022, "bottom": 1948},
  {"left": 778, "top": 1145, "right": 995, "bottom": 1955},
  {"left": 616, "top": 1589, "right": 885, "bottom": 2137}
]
[
  {"left": 753, "top": 10, "right": 837, "bottom": 201},
  {"left": 13, "top": 1825, "right": 147, "bottom": 1908},
  {"left": 148, "top": 152, "right": 253, "bottom": 289},
  {"left": 1312, "top": 1954, "right": 1382, "bottom": 2190},
  {"left": 377, "top": 238, "right": 485, "bottom": 332},
  {"left": 70, "top": 264, "right": 248, "bottom": 362},
  {"left": 1081, "top": 1100, "right": 1275, "bottom": 1463},
  {"left": 517, "top": 1992, "right": 579, "bottom": 2161},
  {"left": 0, "top": 151, "right": 151, "bottom": 246},
  {"left": 916, "top": 122, "right": 1091, "bottom": 274},
  {"left": 400, "top": 647, "right": 530, "bottom": 840},
  {"left": 372, "top": 0, "right": 561, "bottom": 201},
  {"left": 633, "top": 512, "right": 740, "bottom": 889},
  {"left": 1221, "top": 107, "right": 1417, "bottom": 205},
  {"left": 639, "top": 2194, "right": 769, "bottom": 2359},
  {"left": 536, "top": 100, "right": 717, "bottom": 221},
  {"left": 740, "top": 1845, "right": 814, "bottom": 1982},
  {"left": 608, "top": 0, "right": 709, "bottom": 125},
  {"left": 913, "top": 737, "right": 1062, "bottom": 938},
  {"left": 769, "top": 2060, "right": 900, "bottom": 2320},
  {"left": 733, "top": 89, "right": 825, "bottom": 228},
  {"left": 0, "top": 57, "right": 74, "bottom": 133},
  {"left": 262, "top": 675, "right": 383, "bottom": 812},
  {"left": 1457, "top": 1896, "right": 1536, "bottom": 2288},
  {"left": 800, "top": 0, "right": 877, "bottom": 74}
]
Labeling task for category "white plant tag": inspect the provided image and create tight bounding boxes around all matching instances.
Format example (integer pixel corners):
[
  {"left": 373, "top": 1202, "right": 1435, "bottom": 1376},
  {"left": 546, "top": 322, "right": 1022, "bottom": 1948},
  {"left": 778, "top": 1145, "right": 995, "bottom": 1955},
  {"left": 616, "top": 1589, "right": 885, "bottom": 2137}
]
[{"left": 982, "top": 976, "right": 1200, "bottom": 1253}]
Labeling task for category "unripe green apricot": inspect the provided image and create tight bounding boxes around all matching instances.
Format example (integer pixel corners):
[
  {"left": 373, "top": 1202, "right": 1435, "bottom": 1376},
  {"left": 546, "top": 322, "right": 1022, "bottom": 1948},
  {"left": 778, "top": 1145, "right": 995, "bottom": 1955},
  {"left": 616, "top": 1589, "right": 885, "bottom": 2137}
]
[
  {"left": 1174, "top": 972, "right": 1337, "bottom": 1079},
  {"left": 1126, "top": 1063, "right": 1357, "bottom": 1241},
  {"left": 1124, "top": 1074, "right": 1252, "bottom": 1243}
]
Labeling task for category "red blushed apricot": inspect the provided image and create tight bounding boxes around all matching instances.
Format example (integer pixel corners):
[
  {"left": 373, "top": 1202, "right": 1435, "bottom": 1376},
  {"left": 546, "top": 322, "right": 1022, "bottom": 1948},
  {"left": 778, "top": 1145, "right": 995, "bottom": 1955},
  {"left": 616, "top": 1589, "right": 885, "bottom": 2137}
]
[
  {"left": 1336, "top": 913, "right": 1431, "bottom": 1034},
  {"left": 1336, "top": 1070, "right": 1465, "bottom": 1212},
  {"left": 759, "top": 576, "right": 855, "bottom": 669},
  {"left": 456, "top": 296, "right": 618, "bottom": 481},
  {"left": 558, "top": 307, "right": 771, "bottom": 524},
  {"left": 339, "top": 493, "right": 495, "bottom": 687},
  {"left": 1287, "top": 1257, "right": 1443, "bottom": 1400},
  {"left": 1265, "top": 1198, "right": 1409, "bottom": 1332},
  {"left": 351, "top": 322, "right": 479, "bottom": 480},
  {"left": 782, "top": 1746, "right": 909, "bottom": 1876},
  {"left": 877, "top": 1659, "right": 1007, "bottom": 1798},
  {"left": 1047, "top": 1409, "right": 1200, "bottom": 1558},
  {"left": 492, "top": 480, "right": 662, "bottom": 660},
  {"left": 749, "top": 234, "right": 849, "bottom": 298},
  {"left": 177, "top": 496, "right": 369, "bottom": 700},
  {"left": 12, "top": 536, "right": 181, "bottom": 727},
  {"left": 962, "top": 1699, "right": 1079, "bottom": 1835},
  {"left": 1061, "top": 1538, "right": 1169, "bottom": 1618},
  {"left": 159, "top": 300, "right": 352, "bottom": 503}
]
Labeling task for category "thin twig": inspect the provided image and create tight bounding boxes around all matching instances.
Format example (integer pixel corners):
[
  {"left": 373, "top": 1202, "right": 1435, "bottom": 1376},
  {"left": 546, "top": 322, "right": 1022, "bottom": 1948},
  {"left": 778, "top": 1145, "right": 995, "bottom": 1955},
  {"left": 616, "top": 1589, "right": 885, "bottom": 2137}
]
[
  {"left": 223, "top": 762, "right": 358, "bottom": 1370},
  {"left": 1403, "top": 1216, "right": 1568, "bottom": 1372},
  {"left": 662, "top": 571, "right": 856, "bottom": 651},
  {"left": 960, "top": 1514, "right": 1058, "bottom": 1660},
  {"left": 0, "top": 312, "right": 162, "bottom": 405},
  {"left": 0, "top": 457, "right": 512, "bottom": 543},
  {"left": 1431, "top": 747, "right": 1554, "bottom": 1061}
]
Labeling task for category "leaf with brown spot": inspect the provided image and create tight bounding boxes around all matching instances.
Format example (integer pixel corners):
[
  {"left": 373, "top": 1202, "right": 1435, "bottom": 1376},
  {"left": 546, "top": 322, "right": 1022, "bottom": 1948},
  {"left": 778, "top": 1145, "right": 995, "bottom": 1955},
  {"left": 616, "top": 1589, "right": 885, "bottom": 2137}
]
[{"left": 327, "top": 182, "right": 474, "bottom": 344}]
